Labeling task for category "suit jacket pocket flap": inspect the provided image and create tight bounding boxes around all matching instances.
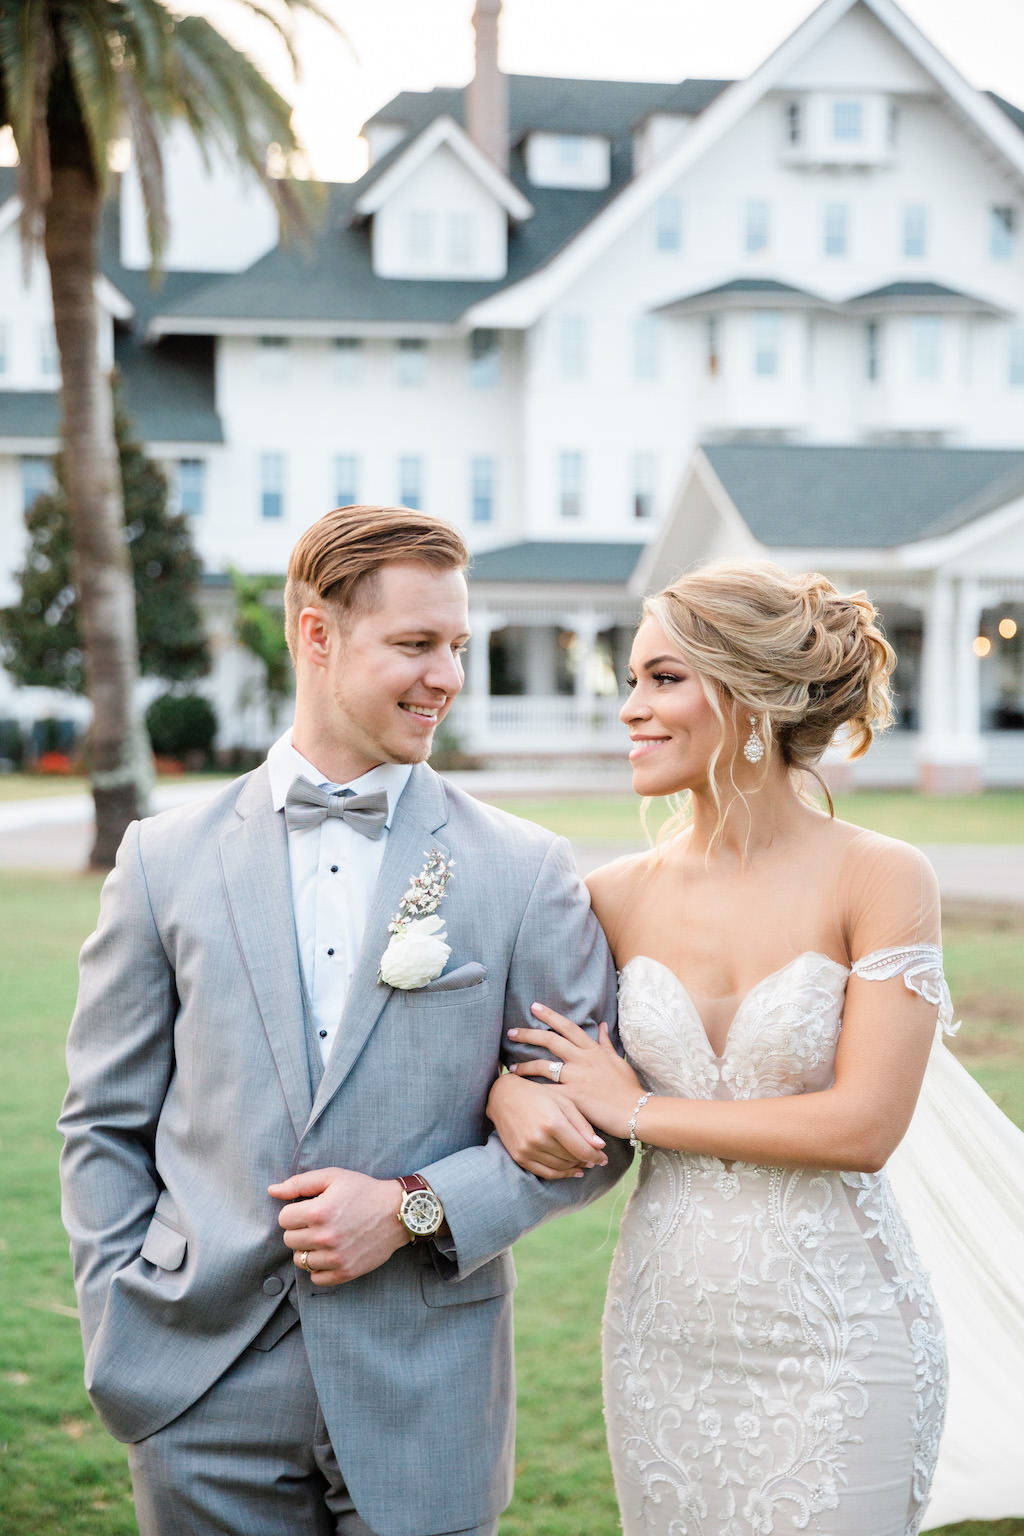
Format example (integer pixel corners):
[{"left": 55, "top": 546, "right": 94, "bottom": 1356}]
[
  {"left": 420, "top": 1251, "right": 516, "bottom": 1308},
  {"left": 140, "top": 1215, "right": 187, "bottom": 1271}
]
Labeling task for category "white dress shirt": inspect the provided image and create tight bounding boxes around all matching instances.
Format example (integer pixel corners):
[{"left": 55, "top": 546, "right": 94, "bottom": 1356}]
[{"left": 267, "top": 729, "right": 412, "bottom": 1068}]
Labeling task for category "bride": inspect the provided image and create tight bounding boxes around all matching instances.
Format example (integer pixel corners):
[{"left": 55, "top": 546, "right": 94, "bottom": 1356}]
[{"left": 487, "top": 561, "right": 1022, "bottom": 1536}]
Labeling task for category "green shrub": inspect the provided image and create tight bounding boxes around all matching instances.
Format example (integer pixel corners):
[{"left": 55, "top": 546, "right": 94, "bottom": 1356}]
[{"left": 145, "top": 692, "right": 218, "bottom": 761}]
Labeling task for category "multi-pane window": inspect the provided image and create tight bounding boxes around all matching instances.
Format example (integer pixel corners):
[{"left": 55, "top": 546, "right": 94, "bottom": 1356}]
[
  {"left": 39, "top": 323, "right": 59, "bottom": 377},
  {"left": 333, "top": 337, "right": 363, "bottom": 385},
  {"left": 0, "top": 322, "right": 8, "bottom": 375},
  {"left": 634, "top": 315, "right": 660, "bottom": 381},
  {"left": 558, "top": 451, "right": 584, "bottom": 519},
  {"left": 823, "top": 202, "right": 849, "bottom": 256},
  {"left": 744, "top": 200, "right": 771, "bottom": 254},
  {"left": 1010, "top": 327, "right": 1024, "bottom": 387},
  {"left": 407, "top": 210, "right": 435, "bottom": 263},
  {"left": 991, "top": 205, "right": 1016, "bottom": 260},
  {"left": 751, "top": 313, "right": 782, "bottom": 377},
  {"left": 398, "top": 454, "right": 424, "bottom": 510},
  {"left": 912, "top": 316, "right": 943, "bottom": 380},
  {"left": 259, "top": 336, "right": 288, "bottom": 381},
  {"left": 260, "top": 452, "right": 285, "bottom": 519},
  {"left": 631, "top": 452, "right": 658, "bottom": 520},
  {"left": 448, "top": 211, "right": 477, "bottom": 267},
  {"left": 20, "top": 455, "right": 55, "bottom": 514},
  {"left": 397, "top": 338, "right": 427, "bottom": 386},
  {"left": 468, "top": 329, "right": 500, "bottom": 388},
  {"left": 178, "top": 458, "right": 205, "bottom": 516},
  {"left": 557, "top": 135, "right": 583, "bottom": 165},
  {"left": 333, "top": 453, "right": 360, "bottom": 507},
  {"left": 558, "top": 315, "right": 587, "bottom": 379},
  {"left": 865, "top": 321, "right": 881, "bottom": 383},
  {"left": 706, "top": 315, "right": 721, "bottom": 376},
  {"left": 470, "top": 456, "right": 495, "bottom": 523},
  {"left": 785, "top": 101, "right": 802, "bottom": 146},
  {"left": 832, "top": 100, "right": 863, "bottom": 141},
  {"left": 655, "top": 195, "right": 683, "bottom": 253},
  {"left": 903, "top": 204, "right": 928, "bottom": 259}
]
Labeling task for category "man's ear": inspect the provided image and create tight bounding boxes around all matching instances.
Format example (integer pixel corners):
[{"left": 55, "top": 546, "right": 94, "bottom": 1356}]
[{"left": 297, "top": 606, "right": 333, "bottom": 669}]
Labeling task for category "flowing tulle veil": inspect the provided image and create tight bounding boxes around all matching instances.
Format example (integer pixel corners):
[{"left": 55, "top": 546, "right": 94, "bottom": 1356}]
[{"left": 887, "top": 1035, "right": 1024, "bottom": 1528}]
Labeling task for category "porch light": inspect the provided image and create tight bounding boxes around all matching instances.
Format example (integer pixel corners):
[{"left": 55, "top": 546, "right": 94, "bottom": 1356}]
[
  {"left": 998, "top": 617, "right": 1018, "bottom": 639},
  {"left": 972, "top": 636, "right": 992, "bottom": 657}
]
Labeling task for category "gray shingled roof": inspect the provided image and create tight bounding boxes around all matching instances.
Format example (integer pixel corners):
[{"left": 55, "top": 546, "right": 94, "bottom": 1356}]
[
  {"left": 848, "top": 281, "right": 1001, "bottom": 310},
  {"left": 470, "top": 541, "right": 644, "bottom": 583},
  {"left": 657, "top": 277, "right": 831, "bottom": 312},
  {"left": 701, "top": 443, "right": 1024, "bottom": 547},
  {"left": 366, "top": 75, "right": 732, "bottom": 140}
]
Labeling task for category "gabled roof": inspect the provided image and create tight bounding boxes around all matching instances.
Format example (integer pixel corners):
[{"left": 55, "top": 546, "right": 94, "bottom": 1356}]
[
  {"left": 353, "top": 115, "right": 533, "bottom": 222},
  {"left": 700, "top": 442, "right": 1024, "bottom": 548},
  {"left": 657, "top": 277, "right": 834, "bottom": 314},
  {"left": 846, "top": 280, "right": 1009, "bottom": 313},
  {"left": 470, "top": 541, "right": 645, "bottom": 583},
  {"left": 465, "top": 0, "right": 1024, "bottom": 330}
]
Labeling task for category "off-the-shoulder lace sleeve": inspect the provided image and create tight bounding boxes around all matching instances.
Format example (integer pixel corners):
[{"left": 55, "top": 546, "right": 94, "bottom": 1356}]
[{"left": 850, "top": 943, "right": 959, "bottom": 1036}]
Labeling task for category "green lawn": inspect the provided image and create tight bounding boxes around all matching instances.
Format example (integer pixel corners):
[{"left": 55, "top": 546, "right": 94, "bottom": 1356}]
[
  {"left": 492, "top": 790, "right": 1024, "bottom": 846},
  {"left": 0, "top": 871, "right": 1021, "bottom": 1535}
]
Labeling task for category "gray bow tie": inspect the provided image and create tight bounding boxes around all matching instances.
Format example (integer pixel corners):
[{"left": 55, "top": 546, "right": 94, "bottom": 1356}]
[{"left": 284, "top": 779, "right": 389, "bottom": 839}]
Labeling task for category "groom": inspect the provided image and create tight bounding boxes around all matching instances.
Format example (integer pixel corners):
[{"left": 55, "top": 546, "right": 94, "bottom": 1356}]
[{"left": 59, "top": 504, "right": 628, "bottom": 1536}]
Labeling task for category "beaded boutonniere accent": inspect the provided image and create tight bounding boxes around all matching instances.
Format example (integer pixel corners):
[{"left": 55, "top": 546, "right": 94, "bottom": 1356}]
[{"left": 378, "top": 850, "right": 455, "bottom": 989}]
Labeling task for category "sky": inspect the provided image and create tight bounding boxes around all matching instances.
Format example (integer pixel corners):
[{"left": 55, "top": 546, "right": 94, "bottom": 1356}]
[{"left": 193, "top": 0, "right": 1024, "bottom": 183}]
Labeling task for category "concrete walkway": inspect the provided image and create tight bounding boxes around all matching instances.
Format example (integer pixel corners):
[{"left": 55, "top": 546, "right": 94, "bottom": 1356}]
[{"left": 1, "top": 774, "right": 1021, "bottom": 905}]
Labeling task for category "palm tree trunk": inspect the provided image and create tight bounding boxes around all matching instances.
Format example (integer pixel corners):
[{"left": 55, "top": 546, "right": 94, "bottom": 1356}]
[{"left": 44, "top": 164, "right": 147, "bottom": 868}]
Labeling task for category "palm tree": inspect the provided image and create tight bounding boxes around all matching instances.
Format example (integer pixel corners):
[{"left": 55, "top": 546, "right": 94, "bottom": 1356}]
[{"left": 0, "top": 0, "right": 326, "bottom": 865}]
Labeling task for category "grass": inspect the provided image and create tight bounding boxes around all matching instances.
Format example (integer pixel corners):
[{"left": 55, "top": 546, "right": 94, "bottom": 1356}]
[
  {"left": 0, "top": 772, "right": 231, "bottom": 802},
  {"left": 491, "top": 790, "right": 1024, "bottom": 846},
  {"left": 1, "top": 871, "right": 1021, "bottom": 1536}
]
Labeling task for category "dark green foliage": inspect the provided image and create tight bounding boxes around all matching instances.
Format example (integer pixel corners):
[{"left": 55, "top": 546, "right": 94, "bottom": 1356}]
[
  {"left": 230, "top": 570, "right": 292, "bottom": 724},
  {"left": 0, "top": 403, "right": 210, "bottom": 694},
  {"left": 145, "top": 692, "right": 218, "bottom": 760}
]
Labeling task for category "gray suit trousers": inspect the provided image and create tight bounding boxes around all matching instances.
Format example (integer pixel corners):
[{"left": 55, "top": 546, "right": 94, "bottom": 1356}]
[{"left": 128, "top": 1321, "right": 498, "bottom": 1536}]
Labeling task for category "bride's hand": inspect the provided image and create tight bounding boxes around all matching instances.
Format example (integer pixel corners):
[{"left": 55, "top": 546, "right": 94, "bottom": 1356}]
[
  {"left": 508, "top": 1005, "right": 645, "bottom": 1140},
  {"left": 487, "top": 1071, "right": 609, "bottom": 1181}
]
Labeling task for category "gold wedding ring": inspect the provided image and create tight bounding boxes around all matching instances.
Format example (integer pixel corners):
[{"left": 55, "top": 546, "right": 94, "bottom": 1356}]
[{"left": 298, "top": 1250, "right": 311, "bottom": 1272}]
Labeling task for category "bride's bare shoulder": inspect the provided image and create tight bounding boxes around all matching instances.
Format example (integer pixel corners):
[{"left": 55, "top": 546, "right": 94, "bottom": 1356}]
[{"left": 586, "top": 848, "right": 661, "bottom": 925}]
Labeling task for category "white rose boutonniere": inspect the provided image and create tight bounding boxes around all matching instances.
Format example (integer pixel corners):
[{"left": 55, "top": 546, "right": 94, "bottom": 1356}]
[{"left": 378, "top": 849, "right": 454, "bottom": 990}]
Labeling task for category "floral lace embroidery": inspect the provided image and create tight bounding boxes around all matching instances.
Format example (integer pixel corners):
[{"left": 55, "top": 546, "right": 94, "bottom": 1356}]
[
  {"left": 851, "top": 943, "right": 959, "bottom": 1037},
  {"left": 604, "top": 951, "right": 947, "bottom": 1536}
]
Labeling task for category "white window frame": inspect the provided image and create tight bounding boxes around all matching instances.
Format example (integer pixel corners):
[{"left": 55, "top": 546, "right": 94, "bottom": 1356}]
[
  {"left": 407, "top": 210, "right": 436, "bottom": 264},
  {"left": 903, "top": 204, "right": 928, "bottom": 259},
  {"left": 824, "top": 202, "right": 849, "bottom": 257},
  {"left": 39, "top": 322, "right": 59, "bottom": 378},
  {"left": 634, "top": 315, "right": 660, "bottom": 381},
  {"left": 260, "top": 452, "right": 286, "bottom": 520},
  {"left": 333, "top": 453, "right": 360, "bottom": 507},
  {"left": 397, "top": 338, "right": 427, "bottom": 387},
  {"left": 398, "top": 454, "right": 424, "bottom": 510},
  {"left": 744, "top": 200, "right": 771, "bottom": 255},
  {"left": 468, "top": 329, "right": 500, "bottom": 388},
  {"left": 991, "top": 205, "right": 1016, "bottom": 260},
  {"left": 654, "top": 195, "right": 683, "bottom": 253},
  {"left": 259, "top": 335, "right": 289, "bottom": 382},
  {"left": 1010, "top": 326, "right": 1024, "bottom": 388},
  {"left": 832, "top": 99, "right": 864, "bottom": 142},
  {"left": 20, "top": 454, "right": 56, "bottom": 514},
  {"left": 558, "top": 314, "right": 587, "bottom": 379},
  {"left": 178, "top": 458, "right": 205, "bottom": 517},
  {"left": 470, "top": 455, "right": 496, "bottom": 523},
  {"left": 448, "top": 211, "right": 477, "bottom": 267},
  {"left": 912, "top": 315, "right": 943, "bottom": 381},
  {"left": 751, "top": 313, "right": 782, "bottom": 378},
  {"left": 631, "top": 452, "right": 658, "bottom": 520},
  {"left": 333, "top": 337, "right": 363, "bottom": 385}
]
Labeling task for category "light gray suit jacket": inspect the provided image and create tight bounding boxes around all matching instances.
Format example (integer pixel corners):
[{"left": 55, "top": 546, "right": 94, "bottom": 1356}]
[{"left": 58, "top": 762, "right": 629, "bottom": 1536}]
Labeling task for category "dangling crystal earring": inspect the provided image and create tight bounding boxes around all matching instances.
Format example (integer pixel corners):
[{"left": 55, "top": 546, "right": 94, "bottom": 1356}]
[{"left": 743, "top": 715, "right": 765, "bottom": 765}]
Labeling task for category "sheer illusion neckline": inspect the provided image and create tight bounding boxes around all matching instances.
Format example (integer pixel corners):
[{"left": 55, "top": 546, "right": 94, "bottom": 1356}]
[{"left": 619, "top": 952, "right": 850, "bottom": 1061}]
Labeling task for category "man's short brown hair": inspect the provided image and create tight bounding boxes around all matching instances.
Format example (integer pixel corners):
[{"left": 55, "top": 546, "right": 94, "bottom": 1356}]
[{"left": 284, "top": 505, "right": 470, "bottom": 658}]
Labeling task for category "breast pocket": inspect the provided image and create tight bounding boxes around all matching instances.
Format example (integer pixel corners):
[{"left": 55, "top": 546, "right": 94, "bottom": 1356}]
[{"left": 397, "top": 965, "right": 489, "bottom": 1011}]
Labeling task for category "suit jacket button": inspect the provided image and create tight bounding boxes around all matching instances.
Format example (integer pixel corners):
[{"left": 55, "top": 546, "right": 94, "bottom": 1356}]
[{"left": 263, "top": 1276, "right": 284, "bottom": 1296}]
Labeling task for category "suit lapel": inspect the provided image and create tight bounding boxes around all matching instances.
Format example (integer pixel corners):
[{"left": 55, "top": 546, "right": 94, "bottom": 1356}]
[
  {"left": 219, "top": 766, "right": 312, "bottom": 1141},
  {"left": 305, "top": 764, "right": 450, "bottom": 1135}
]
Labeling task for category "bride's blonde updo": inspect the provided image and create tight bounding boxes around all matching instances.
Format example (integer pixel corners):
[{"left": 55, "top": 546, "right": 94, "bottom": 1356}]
[{"left": 645, "top": 561, "right": 896, "bottom": 788}]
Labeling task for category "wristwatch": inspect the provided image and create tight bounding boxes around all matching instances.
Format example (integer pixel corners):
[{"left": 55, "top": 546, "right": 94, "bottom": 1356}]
[{"left": 396, "top": 1174, "right": 445, "bottom": 1242}]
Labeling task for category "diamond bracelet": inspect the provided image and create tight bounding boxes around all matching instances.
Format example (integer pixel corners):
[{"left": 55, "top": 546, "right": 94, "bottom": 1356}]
[{"left": 628, "top": 1092, "right": 652, "bottom": 1152}]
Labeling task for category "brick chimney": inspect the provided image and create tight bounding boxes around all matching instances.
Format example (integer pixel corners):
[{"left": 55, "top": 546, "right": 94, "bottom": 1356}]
[{"left": 466, "top": 0, "right": 508, "bottom": 172}]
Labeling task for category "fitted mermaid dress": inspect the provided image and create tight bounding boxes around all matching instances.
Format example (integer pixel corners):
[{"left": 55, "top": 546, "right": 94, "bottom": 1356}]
[{"left": 602, "top": 947, "right": 951, "bottom": 1536}]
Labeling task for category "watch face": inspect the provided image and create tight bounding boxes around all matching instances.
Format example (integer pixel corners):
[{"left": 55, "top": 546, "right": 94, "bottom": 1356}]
[{"left": 402, "top": 1189, "right": 443, "bottom": 1236}]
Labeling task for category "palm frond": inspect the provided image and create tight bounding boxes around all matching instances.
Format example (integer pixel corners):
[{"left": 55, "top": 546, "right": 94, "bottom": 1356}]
[
  {"left": 0, "top": 0, "right": 54, "bottom": 273},
  {"left": 119, "top": 68, "right": 167, "bottom": 273},
  {"left": 59, "top": 3, "right": 122, "bottom": 187}
]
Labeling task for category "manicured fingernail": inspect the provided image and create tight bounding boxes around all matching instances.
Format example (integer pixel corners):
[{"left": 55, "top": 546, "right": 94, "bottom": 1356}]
[
  {"left": 508, "top": 1063, "right": 518, "bottom": 1072},
  {"left": 591, "top": 1137, "right": 606, "bottom": 1148},
  {"left": 573, "top": 1170, "right": 584, "bottom": 1178},
  {"left": 507, "top": 1028, "right": 519, "bottom": 1038},
  {"left": 531, "top": 1003, "right": 545, "bottom": 1016}
]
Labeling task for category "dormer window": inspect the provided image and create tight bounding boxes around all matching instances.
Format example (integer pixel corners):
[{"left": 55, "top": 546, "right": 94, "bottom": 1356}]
[
  {"left": 786, "top": 102, "right": 803, "bottom": 146},
  {"left": 831, "top": 100, "right": 864, "bottom": 142},
  {"left": 407, "top": 211, "right": 436, "bottom": 264},
  {"left": 524, "top": 132, "right": 611, "bottom": 189},
  {"left": 448, "top": 211, "right": 477, "bottom": 267}
]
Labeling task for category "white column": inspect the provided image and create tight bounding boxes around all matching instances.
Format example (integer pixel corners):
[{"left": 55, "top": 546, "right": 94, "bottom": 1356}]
[
  {"left": 467, "top": 607, "right": 495, "bottom": 699},
  {"left": 571, "top": 611, "right": 600, "bottom": 709},
  {"left": 524, "top": 624, "right": 557, "bottom": 696},
  {"left": 917, "top": 574, "right": 982, "bottom": 792}
]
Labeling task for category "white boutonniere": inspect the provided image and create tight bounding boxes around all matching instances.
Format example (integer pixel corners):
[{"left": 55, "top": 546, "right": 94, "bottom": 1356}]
[{"left": 378, "top": 850, "right": 455, "bottom": 989}]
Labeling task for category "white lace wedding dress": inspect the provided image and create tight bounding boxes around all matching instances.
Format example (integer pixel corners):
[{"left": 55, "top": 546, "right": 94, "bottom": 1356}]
[{"left": 603, "top": 946, "right": 952, "bottom": 1536}]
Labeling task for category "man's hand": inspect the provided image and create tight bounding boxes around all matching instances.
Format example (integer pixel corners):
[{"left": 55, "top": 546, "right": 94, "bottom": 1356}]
[{"left": 268, "top": 1167, "right": 411, "bottom": 1286}]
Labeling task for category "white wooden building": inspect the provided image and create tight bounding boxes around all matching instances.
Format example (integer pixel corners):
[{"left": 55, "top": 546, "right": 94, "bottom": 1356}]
[{"left": 2, "top": 0, "right": 1024, "bottom": 785}]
